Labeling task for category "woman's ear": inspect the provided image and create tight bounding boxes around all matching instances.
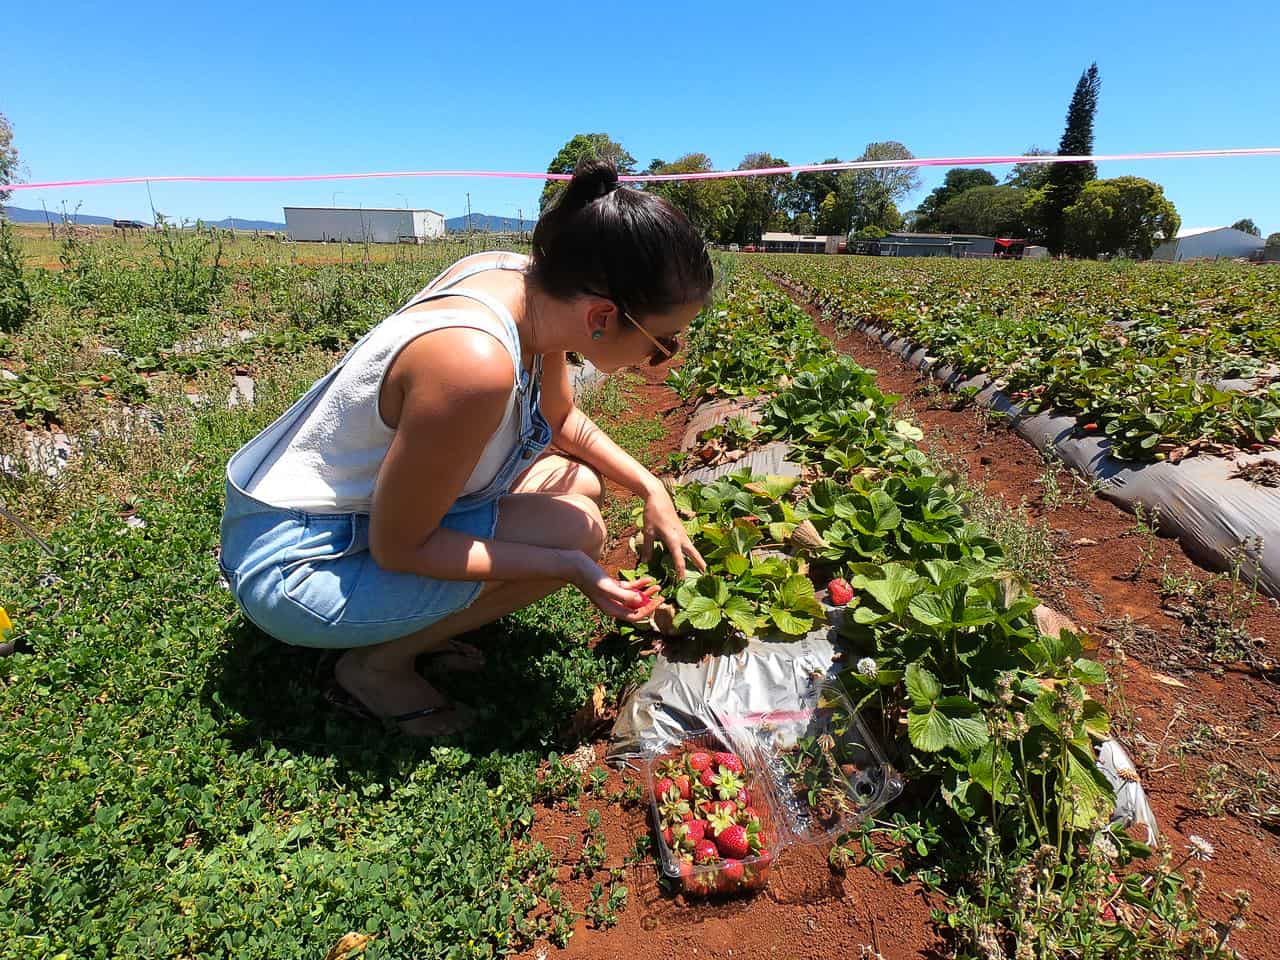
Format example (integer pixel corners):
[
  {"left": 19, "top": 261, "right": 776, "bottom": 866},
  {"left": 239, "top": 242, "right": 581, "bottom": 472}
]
[{"left": 586, "top": 300, "right": 612, "bottom": 341}]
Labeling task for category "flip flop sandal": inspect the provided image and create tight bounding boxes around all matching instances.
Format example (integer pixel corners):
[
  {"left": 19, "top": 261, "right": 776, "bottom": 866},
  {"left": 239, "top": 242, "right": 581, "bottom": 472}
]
[
  {"left": 429, "top": 638, "right": 487, "bottom": 673},
  {"left": 326, "top": 684, "right": 469, "bottom": 737}
]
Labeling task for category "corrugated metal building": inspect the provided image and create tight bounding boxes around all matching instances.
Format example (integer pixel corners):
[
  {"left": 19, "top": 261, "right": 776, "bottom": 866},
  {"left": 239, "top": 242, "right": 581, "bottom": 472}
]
[
  {"left": 283, "top": 207, "right": 446, "bottom": 243},
  {"left": 875, "top": 233, "right": 997, "bottom": 258},
  {"left": 761, "top": 232, "right": 841, "bottom": 254},
  {"left": 1152, "top": 226, "right": 1265, "bottom": 262}
]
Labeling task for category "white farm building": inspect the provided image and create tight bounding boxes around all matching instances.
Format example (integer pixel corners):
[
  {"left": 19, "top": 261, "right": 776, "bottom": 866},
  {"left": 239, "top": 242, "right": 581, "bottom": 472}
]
[
  {"left": 283, "top": 206, "right": 446, "bottom": 244},
  {"left": 1152, "top": 226, "right": 1264, "bottom": 262}
]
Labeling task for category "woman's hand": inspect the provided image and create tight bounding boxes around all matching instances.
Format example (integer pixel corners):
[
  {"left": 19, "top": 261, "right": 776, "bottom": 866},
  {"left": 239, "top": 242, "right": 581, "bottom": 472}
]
[
  {"left": 640, "top": 480, "right": 707, "bottom": 580},
  {"left": 567, "top": 556, "right": 664, "bottom": 622}
]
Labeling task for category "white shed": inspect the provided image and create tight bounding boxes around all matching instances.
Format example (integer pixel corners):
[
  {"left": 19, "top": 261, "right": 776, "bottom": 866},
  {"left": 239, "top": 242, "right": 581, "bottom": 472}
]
[
  {"left": 1152, "top": 226, "right": 1264, "bottom": 262},
  {"left": 283, "top": 207, "right": 446, "bottom": 243}
]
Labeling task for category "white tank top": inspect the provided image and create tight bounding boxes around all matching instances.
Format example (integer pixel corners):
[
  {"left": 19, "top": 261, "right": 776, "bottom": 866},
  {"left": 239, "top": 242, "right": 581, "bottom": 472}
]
[{"left": 245, "top": 252, "right": 531, "bottom": 513}]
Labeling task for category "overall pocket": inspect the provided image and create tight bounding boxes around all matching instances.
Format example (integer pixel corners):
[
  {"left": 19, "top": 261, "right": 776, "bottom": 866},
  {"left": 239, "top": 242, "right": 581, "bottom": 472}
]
[{"left": 278, "top": 513, "right": 366, "bottom": 624}]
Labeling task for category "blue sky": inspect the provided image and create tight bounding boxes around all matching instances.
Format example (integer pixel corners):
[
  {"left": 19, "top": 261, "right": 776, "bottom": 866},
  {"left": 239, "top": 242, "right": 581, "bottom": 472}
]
[{"left": 5, "top": 0, "right": 1278, "bottom": 234}]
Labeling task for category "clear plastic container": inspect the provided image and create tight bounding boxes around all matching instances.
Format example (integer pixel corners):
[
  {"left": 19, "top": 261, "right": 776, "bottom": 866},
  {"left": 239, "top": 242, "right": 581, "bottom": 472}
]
[
  {"left": 644, "top": 728, "right": 778, "bottom": 897},
  {"left": 745, "top": 679, "right": 903, "bottom": 845},
  {"left": 643, "top": 679, "right": 901, "bottom": 897}
]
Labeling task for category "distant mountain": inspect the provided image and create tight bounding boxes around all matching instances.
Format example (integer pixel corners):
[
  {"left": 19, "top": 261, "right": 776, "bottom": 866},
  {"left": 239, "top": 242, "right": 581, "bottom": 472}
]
[
  {"left": 4, "top": 205, "right": 118, "bottom": 226},
  {"left": 5, "top": 204, "right": 533, "bottom": 234},
  {"left": 3, "top": 206, "right": 286, "bottom": 230},
  {"left": 445, "top": 213, "right": 535, "bottom": 233},
  {"left": 207, "top": 217, "right": 286, "bottom": 230}
]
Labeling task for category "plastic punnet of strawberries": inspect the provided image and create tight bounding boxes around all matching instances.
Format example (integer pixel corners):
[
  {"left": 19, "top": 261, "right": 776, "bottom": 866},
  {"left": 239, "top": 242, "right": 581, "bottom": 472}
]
[{"left": 651, "top": 745, "right": 773, "bottom": 896}]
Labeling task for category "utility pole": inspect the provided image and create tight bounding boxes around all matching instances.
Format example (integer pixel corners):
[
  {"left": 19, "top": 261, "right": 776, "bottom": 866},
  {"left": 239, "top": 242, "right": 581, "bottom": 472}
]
[
  {"left": 40, "top": 198, "right": 54, "bottom": 240},
  {"left": 466, "top": 192, "right": 472, "bottom": 234}
]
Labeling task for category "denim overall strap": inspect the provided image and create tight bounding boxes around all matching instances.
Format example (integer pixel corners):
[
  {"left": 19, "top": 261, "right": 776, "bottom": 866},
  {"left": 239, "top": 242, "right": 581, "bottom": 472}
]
[{"left": 226, "top": 321, "right": 384, "bottom": 495}]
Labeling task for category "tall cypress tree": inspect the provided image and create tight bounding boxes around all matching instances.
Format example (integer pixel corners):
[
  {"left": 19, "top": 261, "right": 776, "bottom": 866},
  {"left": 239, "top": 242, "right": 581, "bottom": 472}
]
[{"left": 1040, "top": 63, "right": 1101, "bottom": 254}]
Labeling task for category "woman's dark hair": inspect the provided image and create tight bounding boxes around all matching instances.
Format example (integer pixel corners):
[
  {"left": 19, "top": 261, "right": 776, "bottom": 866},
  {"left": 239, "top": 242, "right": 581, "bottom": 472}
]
[{"left": 528, "top": 158, "right": 714, "bottom": 318}]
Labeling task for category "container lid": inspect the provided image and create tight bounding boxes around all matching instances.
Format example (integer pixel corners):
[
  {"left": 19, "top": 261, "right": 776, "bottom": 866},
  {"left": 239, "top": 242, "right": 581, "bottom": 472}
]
[{"left": 744, "top": 678, "right": 903, "bottom": 845}]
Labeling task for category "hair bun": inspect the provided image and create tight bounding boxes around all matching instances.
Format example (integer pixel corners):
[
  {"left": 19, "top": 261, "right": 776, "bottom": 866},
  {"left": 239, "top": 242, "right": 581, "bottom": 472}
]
[{"left": 567, "top": 157, "right": 620, "bottom": 203}]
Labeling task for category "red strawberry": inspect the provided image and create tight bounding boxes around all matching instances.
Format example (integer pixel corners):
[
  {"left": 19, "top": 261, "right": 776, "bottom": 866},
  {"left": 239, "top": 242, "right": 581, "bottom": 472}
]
[
  {"left": 719, "top": 859, "right": 745, "bottom": 888},
  {"left": 827, "top": 578, "right": 853, "bottom": 606},
  {"left": 656, "top": 777, "right": 674, "bottom": 799},
  {"left": 699, "top": 766, "right": 718, "bottom": 789},
  {"left": 713, "top": 752, "right": 744, "bottom": 775},
  {"left": 702, "top": 799, "right": 736, "bottom": 819},
  {"left": 694, "top": 839, "right": 719, "bottom": 864},
  {"left": 1083, "top": 422, "right": 1099, "bottom": 432},
  {"left": 735, "top": 787, "right": 750, "bottom": 807},
  {"left": 687, "top": 751, "right": 712, "bottom": 772},
  {"left": 738, "top": 806, "right": 761, "bottom": 826},
  {"left": 743, "top": 849, "right": 773, "bottom": 890},
  {"left": 672, "top": 773, "right": 692, "bottom": 800},
  {"left": 662, "top": 826, "right": 673, "bottom": 847},
  {"left": 716, "top": 821, "right": 761, "bottom": 860},
  {"left": 685, "top": 820, "right": 707, "bottom": 843}
]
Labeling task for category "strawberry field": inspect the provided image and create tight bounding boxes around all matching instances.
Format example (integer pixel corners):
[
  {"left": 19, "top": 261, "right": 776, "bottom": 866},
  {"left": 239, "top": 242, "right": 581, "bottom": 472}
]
[
  {"left": 0, "top": 229, "right": 1277, "bottom": 959},
  {"left": 760, "top": 256, "right": 1280, "bottom": 463}
]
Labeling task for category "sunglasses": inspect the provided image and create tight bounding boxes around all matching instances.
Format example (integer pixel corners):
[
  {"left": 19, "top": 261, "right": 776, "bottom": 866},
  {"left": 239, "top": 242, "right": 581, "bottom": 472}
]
[{"left": 586, "top": 290, "right": 680, "bottom": 366}]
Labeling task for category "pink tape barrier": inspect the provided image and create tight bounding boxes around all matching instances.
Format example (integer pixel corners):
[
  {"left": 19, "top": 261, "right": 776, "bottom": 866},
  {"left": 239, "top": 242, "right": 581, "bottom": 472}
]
[{"left": 3, "top": 148, "right": 1278, "bottom": 193}]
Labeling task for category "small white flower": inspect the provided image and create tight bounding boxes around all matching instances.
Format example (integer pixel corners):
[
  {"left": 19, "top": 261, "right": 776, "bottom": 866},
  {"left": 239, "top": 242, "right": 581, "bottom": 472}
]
[
  {"left": 1188, "top": 835, "right": 1215, "bottom": 861},
  {"left": 856, "top": 657, "right": 877, "bottom": 677},
  {"left": 1091, "top": 832, "right": 1119, "bottom": 862}
]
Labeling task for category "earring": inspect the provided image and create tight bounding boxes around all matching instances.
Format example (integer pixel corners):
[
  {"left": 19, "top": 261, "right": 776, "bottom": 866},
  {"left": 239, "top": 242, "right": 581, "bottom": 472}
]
[{"left": 592, "top": 330, "right": 604, "bottom": 341}]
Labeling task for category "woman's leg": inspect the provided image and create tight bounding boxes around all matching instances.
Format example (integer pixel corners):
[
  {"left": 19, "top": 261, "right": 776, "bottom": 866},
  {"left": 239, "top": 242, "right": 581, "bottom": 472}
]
[
  {"left": 509, "top": 451, "right": 605, "bottom": 504},
  {"left": 412, "top": 453, "right": 607, "bottom": 674},
  {"left": 336, "top": 489, "right": 607, "bottom": 735}
]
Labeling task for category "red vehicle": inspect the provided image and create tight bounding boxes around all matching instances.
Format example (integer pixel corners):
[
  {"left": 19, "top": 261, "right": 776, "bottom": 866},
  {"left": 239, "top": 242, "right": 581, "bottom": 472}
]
[{"left": 741, "top": 244, "right": 758, "bottom": 253}]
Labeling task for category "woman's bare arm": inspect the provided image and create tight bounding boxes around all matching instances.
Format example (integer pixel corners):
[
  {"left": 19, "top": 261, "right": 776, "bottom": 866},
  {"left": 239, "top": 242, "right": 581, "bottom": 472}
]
[{"left": 368, "top": 328, "right": 576, "bottom": 583}]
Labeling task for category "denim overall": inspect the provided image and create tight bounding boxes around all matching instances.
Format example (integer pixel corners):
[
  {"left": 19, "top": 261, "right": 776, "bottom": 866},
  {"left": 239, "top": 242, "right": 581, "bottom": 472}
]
[{"left": 218, "top": 262, "right": 553, "bottom": 648}]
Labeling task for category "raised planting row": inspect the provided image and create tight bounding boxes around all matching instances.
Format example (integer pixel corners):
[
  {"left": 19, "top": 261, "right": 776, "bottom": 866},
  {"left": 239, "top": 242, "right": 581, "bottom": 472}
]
[
  {"left": 761, "top": 254, "right": 1280, "bottom": 462},
  {"left": 623, "top": 270, "right": 1246, "bottom": 957}
]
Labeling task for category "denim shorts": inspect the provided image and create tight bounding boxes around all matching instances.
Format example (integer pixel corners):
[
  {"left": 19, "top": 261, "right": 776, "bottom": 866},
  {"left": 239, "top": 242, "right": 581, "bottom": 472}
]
[{"left": 219, "top": 481, "right": 501, "bottom": 649}]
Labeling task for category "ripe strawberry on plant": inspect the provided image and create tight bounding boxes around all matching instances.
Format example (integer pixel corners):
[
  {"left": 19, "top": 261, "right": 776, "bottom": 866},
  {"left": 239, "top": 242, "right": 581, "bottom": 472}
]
[
  {"left": 713, "top": 752, "right": 745, "bottom": 775},
  {"left": 694, "top": 839, "right": 719, "bottom": 865},
  {"left": 827, "top": 577, "right": 853, "bottom": 606}
]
